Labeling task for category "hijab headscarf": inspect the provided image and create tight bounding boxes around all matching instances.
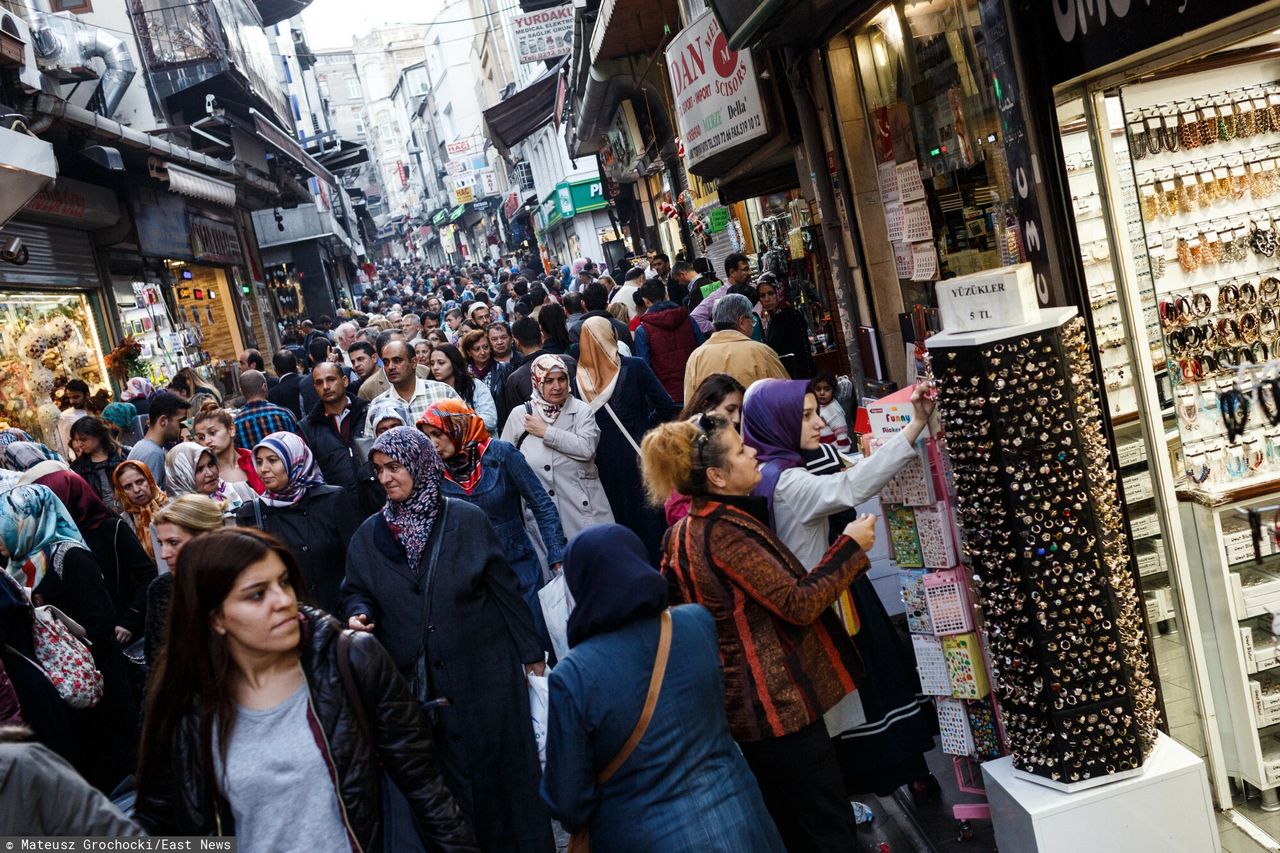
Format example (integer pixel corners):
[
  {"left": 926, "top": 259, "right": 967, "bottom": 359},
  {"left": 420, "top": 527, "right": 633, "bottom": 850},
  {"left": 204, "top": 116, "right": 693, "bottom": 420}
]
[
  {"left": 577, "top": 315, "right": 621, "bottom": 412},
  {"left": 741, "top": 379, "right": 810, "bottom": 521},
  {"left": 564, "top": 524, "right": 667, "bottom": 648},
  {"left": 121, "top": 377, "right": 153, "bottom": 402},
  {"left": 33, "top": 470, "right": 116, "bottom": 532},
  {"left": 0, "top": 428, "right": 34, "bottom": 448},
  {"left": 1, "top": 484, "right": 87, "bottom": 590},
  {"left": 17, "top": 459, "right": 71, "bottom": 484},
  {"left": 372, "top": 427, "right": 443, "bottom": 568},
  {"left": 165, "top": 441, "right": 237, "bottom": 505},
  {"left": 100, "top": 402, "right": 138, "bottom": 435},
  {"left": 529, "top": 354, "right": 569, "bottom": 424},
  {"left": 417, "top": 399, "right": 490, "bottom": 493},
  {"left": 2, "top": 442, "right": 63, "bottom": 472},
  {"left": 255, "top": 432, "right": 326, "bottom": 508},
  {"left": 112, "top": 460, "right": 167, "bottom": 560},
  {"left": 368, "top": 397, "right": 412, "bottom": 434}
]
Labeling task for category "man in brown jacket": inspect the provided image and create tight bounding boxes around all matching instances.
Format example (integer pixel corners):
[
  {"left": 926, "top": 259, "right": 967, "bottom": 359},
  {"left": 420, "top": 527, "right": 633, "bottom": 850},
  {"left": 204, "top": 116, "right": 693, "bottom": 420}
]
[{"left": 684, "top": 293, "right": 788, "bottom": 402}]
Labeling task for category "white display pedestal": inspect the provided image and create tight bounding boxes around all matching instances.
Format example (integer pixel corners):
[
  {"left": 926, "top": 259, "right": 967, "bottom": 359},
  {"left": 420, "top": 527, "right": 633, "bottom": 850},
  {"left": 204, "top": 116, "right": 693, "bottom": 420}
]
[{"left": 981, "top": 733, "right": 1219, "bottom": 853}]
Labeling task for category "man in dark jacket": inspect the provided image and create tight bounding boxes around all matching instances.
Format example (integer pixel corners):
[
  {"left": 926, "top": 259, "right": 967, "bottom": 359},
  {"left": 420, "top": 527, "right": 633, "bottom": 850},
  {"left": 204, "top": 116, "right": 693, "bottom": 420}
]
[
  {"left": 567, "top": 282, "right": 633, "bottom": 349},
  {"left": 633, "top": 279, "right": 703, "bottom": 405},
  {"left": 300, "top": 362, "right": 381, "bottom": 517},
  {"left": 504, "top": 318, "right": 577, "bottom": 412},
  {"left": 685, "top": 257, "right": 720, "bottom": 310},
  {"left": 268, "top": 349, "right": 305, "bottom": 419}
]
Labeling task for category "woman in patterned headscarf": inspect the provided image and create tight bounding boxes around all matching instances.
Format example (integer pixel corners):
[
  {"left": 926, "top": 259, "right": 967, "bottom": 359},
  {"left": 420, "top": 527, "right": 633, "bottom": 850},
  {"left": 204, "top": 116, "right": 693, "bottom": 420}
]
[
  {"left": 0, "top": 484, "right": 139, "bottom": 792},
  {"left": 112, "top": 460, "right": 168, "bottom": 566},
  {"left": 418, "top": 399, "right": 565, "bottom": 616},
  {"left": 2, "top": 441, "right": 64, "bottom": 473},
  {"left": 343, "top": 427, "right": 553, "bottom": 853},
  {"left": 500, "top": 354, "right": 613, "bottom": 541},
  {"left": 163, "top": 442, "right": 255, "bottom": 512},
  {"left": 233, "top": 432, "right": 355, "bottom": 613}
]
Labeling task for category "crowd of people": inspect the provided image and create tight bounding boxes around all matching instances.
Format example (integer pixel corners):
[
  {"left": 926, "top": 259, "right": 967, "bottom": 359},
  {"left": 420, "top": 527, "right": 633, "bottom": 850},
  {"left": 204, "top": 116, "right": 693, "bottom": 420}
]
[{"left": 0, "top": 251, "right": 935, "bottom": 853}]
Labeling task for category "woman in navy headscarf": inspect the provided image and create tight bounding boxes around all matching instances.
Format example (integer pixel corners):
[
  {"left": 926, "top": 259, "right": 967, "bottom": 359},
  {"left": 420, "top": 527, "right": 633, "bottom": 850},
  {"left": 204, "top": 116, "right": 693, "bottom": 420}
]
[
  {"left": 742, "top": 377, "right": 942, "bottom": 801},
  {"left": 542, "top": 525, "right": 784, "bottom": 853}
]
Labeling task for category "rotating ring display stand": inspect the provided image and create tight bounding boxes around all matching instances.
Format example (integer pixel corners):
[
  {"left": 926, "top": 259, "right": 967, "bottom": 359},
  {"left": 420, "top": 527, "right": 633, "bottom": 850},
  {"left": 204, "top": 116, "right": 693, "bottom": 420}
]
[{"left": 926, "top": 307, "right": 1160, "bottom": 790}]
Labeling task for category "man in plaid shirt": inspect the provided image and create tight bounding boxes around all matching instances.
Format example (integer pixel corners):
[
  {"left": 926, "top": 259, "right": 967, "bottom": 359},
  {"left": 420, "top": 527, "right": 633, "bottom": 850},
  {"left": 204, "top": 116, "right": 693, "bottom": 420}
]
[
  {"left": 366, "top": 340, "right": 459, "bottom": 433},
  {"left": 234, "top": 370, "right": 299, "bottom": 449}
]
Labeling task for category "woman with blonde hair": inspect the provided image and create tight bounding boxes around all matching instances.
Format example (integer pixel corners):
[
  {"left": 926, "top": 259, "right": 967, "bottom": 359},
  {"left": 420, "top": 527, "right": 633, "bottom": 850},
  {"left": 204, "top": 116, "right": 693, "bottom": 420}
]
[
  {"left": 192, "top": 401, "right": 263, "bottom": 494},
  {"left": 142, "top": 494, "right": 225, "bottom": 663},
  {"left": 640, "top": 415, "right": 876, "bottom": 852}
]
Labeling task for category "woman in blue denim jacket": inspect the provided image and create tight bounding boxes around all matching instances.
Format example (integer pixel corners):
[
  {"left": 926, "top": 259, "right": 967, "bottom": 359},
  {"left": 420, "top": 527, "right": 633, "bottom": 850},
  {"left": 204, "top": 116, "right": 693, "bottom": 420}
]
[{"left": 418, "top": 399, "right": 567, "bottom": 613}]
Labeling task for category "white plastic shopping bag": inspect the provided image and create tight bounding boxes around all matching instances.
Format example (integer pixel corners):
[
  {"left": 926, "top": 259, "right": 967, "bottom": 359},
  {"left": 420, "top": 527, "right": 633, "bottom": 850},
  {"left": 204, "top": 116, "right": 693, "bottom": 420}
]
[
  {"left": 539, "top": 571, "right": 574, "bottom": 663},
  {"left": 528, "top": 671, "right": 549, "bottom": 769}
]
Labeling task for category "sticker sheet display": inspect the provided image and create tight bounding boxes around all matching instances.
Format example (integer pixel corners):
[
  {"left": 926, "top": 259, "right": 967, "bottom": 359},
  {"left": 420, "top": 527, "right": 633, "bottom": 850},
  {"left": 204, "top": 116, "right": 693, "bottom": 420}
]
[
  {"left": 943, "top": 632, "right": 991, "bottom": 699},
  {"left": 924, "top": 569, "right": 974, "bottom": 635},
  {"left": 901, "top": 569, "right": 933, "bottom": 635},
  {"left": 938, "top": 697, "right": 976, "bottom": 756},
  {"left": 912, "top": 634, "right": 952, "bottom": 696},
  {"left": 886, "top": 506, "right": 924, "bottom": 568},
  {"left": 915, "top": 502, "right": 958, "bottom": 568}
]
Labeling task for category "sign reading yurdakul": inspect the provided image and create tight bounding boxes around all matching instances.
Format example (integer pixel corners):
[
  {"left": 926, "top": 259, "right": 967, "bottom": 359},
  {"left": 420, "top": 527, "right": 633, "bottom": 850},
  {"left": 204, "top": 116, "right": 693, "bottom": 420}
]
[
  {"left": 513, "top": 4, "right": 573, "bottom": 64},
  {"left": 665, "top": 9, "right": 767, "bottom": 169}
]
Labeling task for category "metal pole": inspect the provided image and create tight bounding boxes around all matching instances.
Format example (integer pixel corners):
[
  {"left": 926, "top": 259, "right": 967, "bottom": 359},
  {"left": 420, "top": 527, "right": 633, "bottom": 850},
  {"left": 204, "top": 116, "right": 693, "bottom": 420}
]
[{"left": 783, "top": 46, "right": 866, "bottom": 396}]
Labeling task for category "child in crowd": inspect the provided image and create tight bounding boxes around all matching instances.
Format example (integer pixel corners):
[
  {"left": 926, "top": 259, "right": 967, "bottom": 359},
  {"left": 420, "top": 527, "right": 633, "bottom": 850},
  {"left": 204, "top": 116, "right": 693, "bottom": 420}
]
[{"left": 812, "top": 372, "right": 852, "bottom": 452}]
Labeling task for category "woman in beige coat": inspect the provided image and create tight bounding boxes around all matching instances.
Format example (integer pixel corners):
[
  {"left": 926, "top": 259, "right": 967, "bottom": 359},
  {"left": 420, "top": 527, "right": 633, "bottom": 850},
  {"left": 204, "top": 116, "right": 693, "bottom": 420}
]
[{"left": 500, "top": 354, "right": 613, "bottom": 541}]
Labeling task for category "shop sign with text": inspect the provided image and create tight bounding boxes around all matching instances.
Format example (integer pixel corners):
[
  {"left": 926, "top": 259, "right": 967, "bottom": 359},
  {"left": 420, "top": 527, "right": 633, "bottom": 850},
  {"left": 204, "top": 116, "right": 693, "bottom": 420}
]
[
  {"left": 665, "top": 9, "right": 767, "bottom": 169},
  {"left": 512, "top": 3, "right": 573, "bottom": 63},
  {"left": 190, "top": 215, "right": 243, "bottom": 265}
]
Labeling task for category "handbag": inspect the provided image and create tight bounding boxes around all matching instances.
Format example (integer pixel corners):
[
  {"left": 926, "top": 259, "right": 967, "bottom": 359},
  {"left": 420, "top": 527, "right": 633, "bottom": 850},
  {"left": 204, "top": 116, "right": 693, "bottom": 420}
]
[
  {"left": 567, "top": 609, "right": 672, "bottom": 853},
  {"left": 410, "top": 499, "right": 452, "bottom": 722},
  {"left": 31, "top": 605, "right": 104, "bottom": 709}
]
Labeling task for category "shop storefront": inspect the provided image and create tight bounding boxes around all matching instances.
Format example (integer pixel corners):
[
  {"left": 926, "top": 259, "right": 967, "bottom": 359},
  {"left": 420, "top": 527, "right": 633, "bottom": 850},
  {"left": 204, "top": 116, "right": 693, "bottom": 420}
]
[
  {"left": 0, "top": 180, "right": 122, "bottom": 451},
  {"left": 533, "top": 177, "right": 615, "bottom": 268},
  {"left": 125, "top": 186, "right": 258, "bottom": 397}
]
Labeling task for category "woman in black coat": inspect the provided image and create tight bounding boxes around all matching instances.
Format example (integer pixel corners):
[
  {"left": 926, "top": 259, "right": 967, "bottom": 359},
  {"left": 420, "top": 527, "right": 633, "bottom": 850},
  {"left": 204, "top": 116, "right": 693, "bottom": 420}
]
[
  {"left": 34, "top": 470, "right": 157, "bottom": 646},
  {"left": 134, "top": 528, "right": 478, "bottom": 852},
  {"left": 234, "top": 432, "right": 358, "bottom": 613},
  {"left": 756, "top": 275, "right": 816, "bottom": 380},
  {"left": 343, "top": 427, "right": 554, "bottom": 853}
]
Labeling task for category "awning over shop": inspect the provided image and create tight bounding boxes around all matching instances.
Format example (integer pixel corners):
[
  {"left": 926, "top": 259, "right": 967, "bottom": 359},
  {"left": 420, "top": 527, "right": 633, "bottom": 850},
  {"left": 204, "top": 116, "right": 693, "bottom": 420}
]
[
  {"left": 314, "top": 139, "right": 369, "bottom": 173},
  {"left": 162, "top": 162, "right": 237, "bottom": 207},
  {"left": 590, "top": 0, "right": 680, "bottom": 64},
  {"left": 482, "top": 56, "right": 568, "bottom": 156},
  {"left": 251, "top": 108, "right": 336, "bottom": 186},
  {"left": 709, "top": 0, "right": 868, "bottom": 50},
  {"left": 714, "top": 132, "right": 800, "bottom": 204}
]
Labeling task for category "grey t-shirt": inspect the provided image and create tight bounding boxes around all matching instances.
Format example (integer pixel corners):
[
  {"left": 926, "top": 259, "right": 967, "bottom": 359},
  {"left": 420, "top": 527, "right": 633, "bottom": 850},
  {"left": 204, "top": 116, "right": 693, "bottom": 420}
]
[
  {"left": 215, "top": 683, "right": 350, "bottom": 852},
  {"left": 126, "top": 438, "right": 167, "bottom": 492}
]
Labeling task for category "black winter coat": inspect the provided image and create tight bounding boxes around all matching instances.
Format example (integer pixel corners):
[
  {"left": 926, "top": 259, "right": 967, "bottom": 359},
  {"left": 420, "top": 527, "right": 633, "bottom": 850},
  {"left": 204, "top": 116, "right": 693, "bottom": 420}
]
[
  {"left": 268, "top": 373, "right": 305, "bottom": 420},
  {"left": 80, "top": 517, "right": 157, "bottom": 637},
  {"left": 343, "top": 500, "right": 554, "bottom": 853},
  {"left": 234, "top": 486, "right": 359, "bottom": 613},
  {"left": 298, "top": 397, "right": 383, "bottom": 518},
  {"left": 133, "top": 607, "right": 479, "bottom": 853}
]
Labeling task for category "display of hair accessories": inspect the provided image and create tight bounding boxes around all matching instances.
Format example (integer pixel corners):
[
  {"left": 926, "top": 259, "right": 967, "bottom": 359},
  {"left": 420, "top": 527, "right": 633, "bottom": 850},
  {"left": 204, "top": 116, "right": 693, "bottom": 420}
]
[
  {"left": 886, "top": 505, "right": 925, "bottom": 568},
  {"left": 928, "top": 313, "right": 1159, "bottom": 785},
  {"left": 901, "top": 569, "right": 934, "bottom": 635}
]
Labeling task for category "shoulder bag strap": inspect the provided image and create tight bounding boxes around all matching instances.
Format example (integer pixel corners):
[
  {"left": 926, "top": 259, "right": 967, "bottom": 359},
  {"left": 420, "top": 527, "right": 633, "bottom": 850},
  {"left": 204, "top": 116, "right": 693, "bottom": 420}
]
[
  {"left": 336, "top": 630, "right": 374, "bottom": 746},
  {"left": 597, "top": 609, "right": 672, "bottom": 786},
  {"left": 420, "top": 498, "right": 451, "bottom": 632},
  {"left": 602, "top": 402, "right": 642, "bottom": 456}
]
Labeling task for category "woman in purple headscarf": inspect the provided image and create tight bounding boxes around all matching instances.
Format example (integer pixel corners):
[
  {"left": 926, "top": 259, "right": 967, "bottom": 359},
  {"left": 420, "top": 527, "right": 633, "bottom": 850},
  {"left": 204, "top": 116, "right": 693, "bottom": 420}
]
[{"left": 742, "top": 377, "right": 940, "bottom": 803}]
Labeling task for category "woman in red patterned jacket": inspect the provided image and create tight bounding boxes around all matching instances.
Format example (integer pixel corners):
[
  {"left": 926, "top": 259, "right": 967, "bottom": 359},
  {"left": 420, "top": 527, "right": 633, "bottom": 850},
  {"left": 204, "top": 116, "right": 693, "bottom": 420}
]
[{"left": 640, "top": 413, "right": 877, "bottom": 853}]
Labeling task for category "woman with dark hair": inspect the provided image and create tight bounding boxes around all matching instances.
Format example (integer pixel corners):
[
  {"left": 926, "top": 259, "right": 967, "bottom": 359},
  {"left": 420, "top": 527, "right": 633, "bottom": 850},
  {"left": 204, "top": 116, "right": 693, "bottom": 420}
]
[
  {"left": 193, "top": 402, "right": 263, "bottom": 494},
  {"left": 415, "top": 340, "right": 434, "bottom": 368},
  {"left": 542, "top": 525, "right": 784, "bottom": 852},
  {"left": 234, "top": 432, "right": 356, "bottom": 613},
  {"left": 428, "top": 344, "right": 498, "bottom": 436},
  {"left": 639, "top": 416, "right": 876, "bottom": 852},
  {"left": 0, "top": 485, "right": 139, "bottom": 792},
  {"left": 666, "top": 374, "right": 748, "bottom": 525},
  {"left": 33, "top": 469, "right": 157, "bottom": 646},
  {"left": 69, "top": 416, "right": 128, "bottom": 513},
  {"left": 343, "top": 428, "right": 554, "bottom": 853},
  {"left": 134, "top": 527, "right": 478, "bottom": 851},
  {"left": 461, "top": 329, "right": 511, "bottom": 423},
  {"left": 537, "top": 303, "right": 571, "bottom": 355},
  {"left": 742, "top": 378, "right": 941, "bottom": 802}
]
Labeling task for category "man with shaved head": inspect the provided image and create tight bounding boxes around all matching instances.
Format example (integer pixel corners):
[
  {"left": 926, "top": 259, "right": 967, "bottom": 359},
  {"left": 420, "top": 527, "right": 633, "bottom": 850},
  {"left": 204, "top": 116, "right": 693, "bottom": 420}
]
[
  {"left": 364, "top": 339, "right": 460, "bottom": 433},
  {"left": 233, "top": 369, "right": 299, "bottom": 449}
]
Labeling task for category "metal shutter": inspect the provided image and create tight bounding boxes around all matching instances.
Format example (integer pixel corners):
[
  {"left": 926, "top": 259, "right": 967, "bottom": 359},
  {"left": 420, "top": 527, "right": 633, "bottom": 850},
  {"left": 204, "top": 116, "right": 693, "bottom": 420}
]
[{"left": 0, "top": 219, "right": 101, "bottom": 290}]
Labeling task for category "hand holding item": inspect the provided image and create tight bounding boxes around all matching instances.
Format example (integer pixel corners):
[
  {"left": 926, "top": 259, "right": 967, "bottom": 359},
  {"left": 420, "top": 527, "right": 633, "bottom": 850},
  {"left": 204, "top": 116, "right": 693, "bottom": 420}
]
[{"left": 844, "top": 514, "right": 878, "bottom": 553}]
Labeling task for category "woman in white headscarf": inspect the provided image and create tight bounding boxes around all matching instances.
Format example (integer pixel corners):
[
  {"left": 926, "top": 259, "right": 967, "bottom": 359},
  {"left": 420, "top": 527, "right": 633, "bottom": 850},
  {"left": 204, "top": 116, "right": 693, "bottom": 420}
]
[
  {"left": 500, "top": 354, "right": 612, "bottom": 541},
  {"left": 163, "top": 441, "right": 255, "bottom": 511},
  {"left": 576, "top": 316, "right": 678, "bottom": 561}
]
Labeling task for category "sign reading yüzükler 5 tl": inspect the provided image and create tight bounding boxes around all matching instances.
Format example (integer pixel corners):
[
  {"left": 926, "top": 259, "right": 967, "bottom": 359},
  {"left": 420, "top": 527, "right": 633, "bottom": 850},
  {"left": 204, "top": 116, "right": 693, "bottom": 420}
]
[
  {"left": 665, "top": 10, "right": 767, "bottom": 169},
  {"left": 513, "top": 4, "right": 573, "bottom": 64}
]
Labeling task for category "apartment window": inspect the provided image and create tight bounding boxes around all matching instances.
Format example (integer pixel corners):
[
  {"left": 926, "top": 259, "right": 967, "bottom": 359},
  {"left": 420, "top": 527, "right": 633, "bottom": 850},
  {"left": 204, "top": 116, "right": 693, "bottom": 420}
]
[
  {"left": 512, "top": 161, "right": 534, "bottom": 192},
  {"left": 318, "top": 80, "right": 329, "bottom": 98},
  {"left": 50, "top": 0, "right": 92, "bottom": 11},
  {"left": 355, "top": 114, "right": 366, "bottom": 136},
  {"left": 346, "top": 76, "right": 361, "bottom": 98}
]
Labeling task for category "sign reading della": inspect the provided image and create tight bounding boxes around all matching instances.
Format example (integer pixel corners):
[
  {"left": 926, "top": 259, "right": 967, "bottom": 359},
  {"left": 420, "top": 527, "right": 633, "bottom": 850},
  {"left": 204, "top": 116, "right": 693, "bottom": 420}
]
[{"left": 665, "top": 10, "right": 767, "bottom": 170}]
